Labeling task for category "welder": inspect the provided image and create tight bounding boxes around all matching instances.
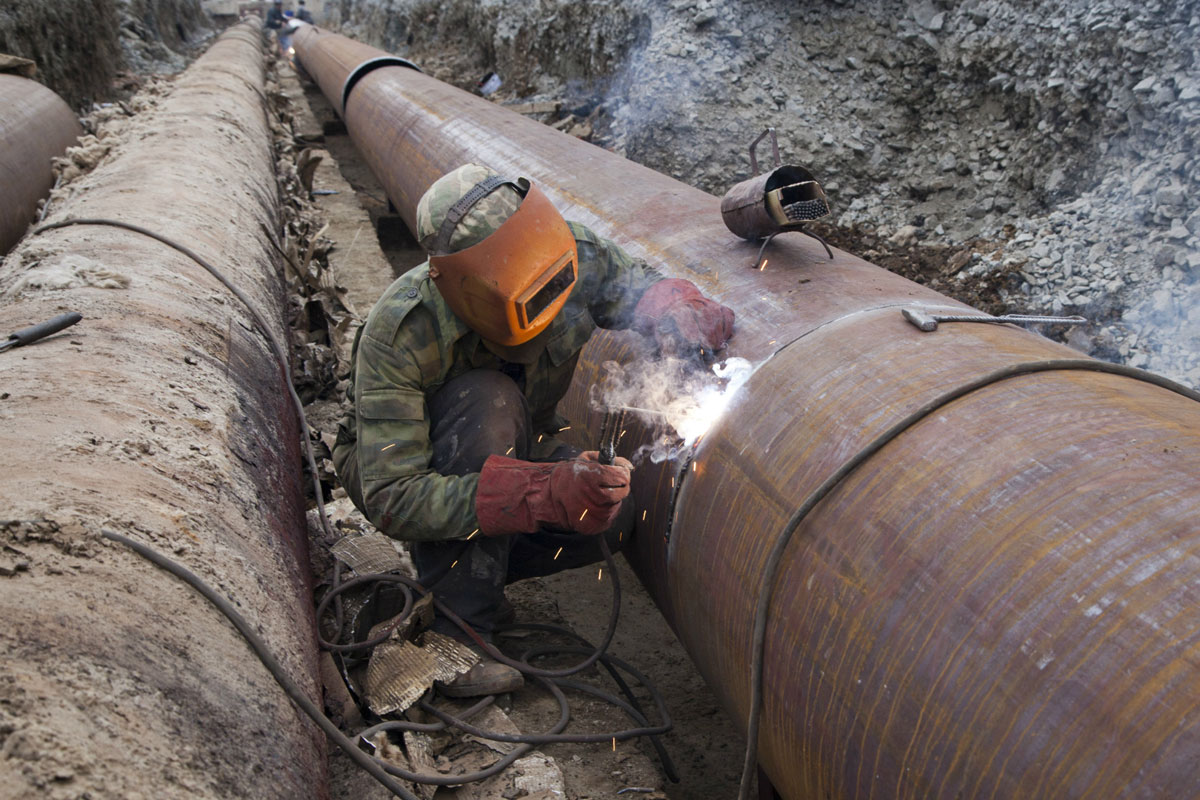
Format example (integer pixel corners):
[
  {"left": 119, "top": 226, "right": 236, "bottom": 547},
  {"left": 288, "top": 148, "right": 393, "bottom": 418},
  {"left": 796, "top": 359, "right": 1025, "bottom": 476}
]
[{"left": 332, "top": 164, "right": 734, "bottom": 696}]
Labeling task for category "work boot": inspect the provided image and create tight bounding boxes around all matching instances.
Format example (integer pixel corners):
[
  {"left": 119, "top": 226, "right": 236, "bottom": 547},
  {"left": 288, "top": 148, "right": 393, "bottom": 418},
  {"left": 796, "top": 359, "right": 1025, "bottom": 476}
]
[{"left": 438, "top": 650, "right": 524, "bottom": 698}]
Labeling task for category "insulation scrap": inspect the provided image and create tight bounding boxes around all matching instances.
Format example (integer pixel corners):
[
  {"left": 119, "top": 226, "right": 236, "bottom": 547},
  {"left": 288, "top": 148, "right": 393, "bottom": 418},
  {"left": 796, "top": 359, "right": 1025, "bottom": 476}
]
[
  {"left": 331, "top": 531, "right": 407, "bottom": 575},
  {"left": 364, "top": 630, "right": 479, "bottom": 716}
]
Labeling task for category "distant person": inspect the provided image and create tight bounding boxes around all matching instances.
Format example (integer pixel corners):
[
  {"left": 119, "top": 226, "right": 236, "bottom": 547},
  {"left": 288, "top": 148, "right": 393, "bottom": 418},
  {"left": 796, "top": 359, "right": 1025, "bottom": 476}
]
[
  {"left": 265, "top": 0, "right": 285, "bottom": 31},
  {"left": 296, "top": 0, "right": 314, "bottom": 24}
]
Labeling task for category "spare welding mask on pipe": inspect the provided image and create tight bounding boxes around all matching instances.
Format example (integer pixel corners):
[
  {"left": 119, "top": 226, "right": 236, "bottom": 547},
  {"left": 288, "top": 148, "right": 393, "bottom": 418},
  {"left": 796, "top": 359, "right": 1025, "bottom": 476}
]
[{"left": 427, "top": 176, "right": 578, "bottom": 346}]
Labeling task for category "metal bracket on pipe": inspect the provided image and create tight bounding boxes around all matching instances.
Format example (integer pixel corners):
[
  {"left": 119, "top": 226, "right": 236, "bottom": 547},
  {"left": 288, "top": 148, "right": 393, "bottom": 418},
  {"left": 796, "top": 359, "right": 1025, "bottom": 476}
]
[
  {"left": 902, "top": 308, "right": 1088, "bottom": 332},
  {"left": 340, "top": 56, "right": 422, "bottom": 114}
]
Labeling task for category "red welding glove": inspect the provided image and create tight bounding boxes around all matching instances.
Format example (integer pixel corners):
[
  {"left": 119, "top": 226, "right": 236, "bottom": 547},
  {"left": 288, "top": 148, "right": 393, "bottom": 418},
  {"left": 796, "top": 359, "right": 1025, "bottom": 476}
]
[
  {"left": 633, "top": 278, "right": 735, "bottom": 357},
  {"left": 475, "top": 454, "right": 633, "bottom": 536}
]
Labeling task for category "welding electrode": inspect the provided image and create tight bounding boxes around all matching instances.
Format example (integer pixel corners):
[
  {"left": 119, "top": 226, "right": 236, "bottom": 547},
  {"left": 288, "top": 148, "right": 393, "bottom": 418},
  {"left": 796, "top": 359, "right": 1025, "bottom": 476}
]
[{"left": 0, "top": 312, "right": 83, "bottom": 353}]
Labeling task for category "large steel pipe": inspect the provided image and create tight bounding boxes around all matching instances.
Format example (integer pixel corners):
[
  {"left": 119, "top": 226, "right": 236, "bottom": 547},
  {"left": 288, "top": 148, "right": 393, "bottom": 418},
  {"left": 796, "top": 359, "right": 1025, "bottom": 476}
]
[
  {"left": 0, "top": 20, "right": 326, "bottom": 798},
  {"left": 296, "top": 28, "right": 1200, "bottom": 799},
  {"left": 0, "top": 74, "right": 83, "bottom": 254}
]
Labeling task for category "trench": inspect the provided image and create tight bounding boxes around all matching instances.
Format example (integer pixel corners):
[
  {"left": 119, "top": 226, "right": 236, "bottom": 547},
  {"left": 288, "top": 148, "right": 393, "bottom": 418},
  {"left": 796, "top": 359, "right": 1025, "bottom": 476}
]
[{"left": 292, "top": 69, "right": 744, "bottom": 800}]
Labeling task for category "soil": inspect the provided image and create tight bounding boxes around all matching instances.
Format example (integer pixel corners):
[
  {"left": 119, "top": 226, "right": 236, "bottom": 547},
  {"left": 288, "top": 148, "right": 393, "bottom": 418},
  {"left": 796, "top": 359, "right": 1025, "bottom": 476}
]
[
  {"left": 0, "top": 0, "right": 210, "bottom": 110},
  {"left": 327, "top": 0, "right": 1200, "bottom": 387},
  {"left": 4, "top": 2, "right": 1198, "bottom": 799},
  {"left": 0, "top": 25, "right": 326, "bottom": 800}
]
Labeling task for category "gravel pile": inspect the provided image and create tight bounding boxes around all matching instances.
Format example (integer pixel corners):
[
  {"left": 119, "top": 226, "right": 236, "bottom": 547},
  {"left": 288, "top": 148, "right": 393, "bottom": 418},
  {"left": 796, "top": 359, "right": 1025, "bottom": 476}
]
[{"left": 329, "top": 0, "right": 1200, "bottom": 386}]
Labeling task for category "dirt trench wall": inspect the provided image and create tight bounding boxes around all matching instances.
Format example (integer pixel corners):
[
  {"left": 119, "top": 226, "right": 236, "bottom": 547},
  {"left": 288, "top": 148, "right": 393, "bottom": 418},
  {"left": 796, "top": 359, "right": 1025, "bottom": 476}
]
[
  {"left": 323, "top": 0, "right": 650, "bottom": 99},
  {"left": 0, "top": 20, "right": 327, "bottom": 800},
  {"left": 0, "top": 0, "right": 208, "bottom": 109}
]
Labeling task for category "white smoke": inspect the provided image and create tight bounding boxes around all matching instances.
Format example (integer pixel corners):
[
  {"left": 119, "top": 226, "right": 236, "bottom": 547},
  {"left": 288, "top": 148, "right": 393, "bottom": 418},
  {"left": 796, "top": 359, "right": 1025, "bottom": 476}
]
[{"left": 591, "top": 356, "right": 758, "bottom": 463}]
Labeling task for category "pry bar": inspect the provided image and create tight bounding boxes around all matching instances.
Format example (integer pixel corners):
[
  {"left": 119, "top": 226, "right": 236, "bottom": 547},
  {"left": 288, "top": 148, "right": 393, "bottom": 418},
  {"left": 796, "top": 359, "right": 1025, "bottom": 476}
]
[
  {"left": 902, "top": 308, "right": 1086, "bottom": 332},
  {"left": 0, "top": 312, "right": 83, "bottom": 353}
]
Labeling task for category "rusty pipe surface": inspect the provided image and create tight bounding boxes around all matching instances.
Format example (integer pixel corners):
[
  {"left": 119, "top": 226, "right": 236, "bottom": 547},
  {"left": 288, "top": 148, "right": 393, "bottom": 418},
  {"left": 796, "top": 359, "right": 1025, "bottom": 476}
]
[
  {"left": 296, "top": 28, "right": 1200, "bottom": 799},
  {"left": 0, "top": 74, "right": 83, "bottom": 255},
  {"left": 0, "top": 20, "right": 327, "bottom": 798}
]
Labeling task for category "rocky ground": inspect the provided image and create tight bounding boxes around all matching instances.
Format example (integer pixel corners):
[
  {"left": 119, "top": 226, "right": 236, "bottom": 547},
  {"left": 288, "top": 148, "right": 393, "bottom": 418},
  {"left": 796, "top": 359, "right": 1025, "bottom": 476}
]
[
  {"left": 327, "top": 0, "right": 1200, "bottom": 387},
  {"left": 5, "top": 1, "right": 1199, "bottom": 798}
]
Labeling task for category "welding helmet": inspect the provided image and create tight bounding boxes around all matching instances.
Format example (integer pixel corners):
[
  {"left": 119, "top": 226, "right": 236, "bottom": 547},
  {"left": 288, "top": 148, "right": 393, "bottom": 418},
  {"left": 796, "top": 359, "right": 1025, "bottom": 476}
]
[{"left": 416, "top": 164, "right": 578, "bottom": 346}]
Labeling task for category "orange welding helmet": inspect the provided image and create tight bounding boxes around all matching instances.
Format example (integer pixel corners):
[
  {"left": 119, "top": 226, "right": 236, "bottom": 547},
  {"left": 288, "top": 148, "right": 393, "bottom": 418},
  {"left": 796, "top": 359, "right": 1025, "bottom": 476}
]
[{"left": 417, "top": 166, "right": 578, "bottom": 346}]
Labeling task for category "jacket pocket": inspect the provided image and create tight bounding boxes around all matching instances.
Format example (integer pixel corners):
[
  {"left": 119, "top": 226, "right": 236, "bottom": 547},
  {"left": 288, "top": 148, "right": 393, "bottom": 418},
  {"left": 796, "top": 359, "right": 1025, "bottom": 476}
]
[{"left": 358, "top": 388, "right": 425, "bottom": 421}]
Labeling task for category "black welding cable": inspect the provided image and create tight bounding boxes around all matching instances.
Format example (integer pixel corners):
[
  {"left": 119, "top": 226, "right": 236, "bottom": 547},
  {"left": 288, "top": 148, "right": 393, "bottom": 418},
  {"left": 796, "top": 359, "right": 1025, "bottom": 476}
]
[
  {"left": 99, "top": 529, "right": 423, "bottom": 800},
  {"left": 512, "top": 629, "right": 675, "bottom": 742},
  {"left": 31, "top": 217, "right": 340, "bottom": 548},
  {"left": 359, "top": 696, "right": 494, "bottom": 737},
  {"left": 319, "top": 556, "right": 676, "bottom": 777},
  {"left": 453, "top": 538, "right": 625, "bottom": 680},
  {"left": 37, "top": 218, "right": 673, "bottom": 786},
  {"left": 735, "top": 358, "right": 1200, "bottom": 800},
  {"left": 315, "top": 573, "right": 415, "bottom": 652}
]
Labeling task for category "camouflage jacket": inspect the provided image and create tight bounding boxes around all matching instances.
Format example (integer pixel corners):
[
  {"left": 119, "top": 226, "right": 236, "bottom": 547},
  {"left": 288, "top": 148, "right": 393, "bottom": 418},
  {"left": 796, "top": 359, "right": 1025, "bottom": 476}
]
[{"left": 333, "top": 222, "right": 662, "bottom": 542}]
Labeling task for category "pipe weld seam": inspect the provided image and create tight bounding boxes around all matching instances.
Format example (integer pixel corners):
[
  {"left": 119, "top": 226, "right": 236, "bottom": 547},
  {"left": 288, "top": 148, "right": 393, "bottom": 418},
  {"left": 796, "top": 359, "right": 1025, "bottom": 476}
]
[{"left": 736, "top": 357, "right": 1200, "bottom": 800}]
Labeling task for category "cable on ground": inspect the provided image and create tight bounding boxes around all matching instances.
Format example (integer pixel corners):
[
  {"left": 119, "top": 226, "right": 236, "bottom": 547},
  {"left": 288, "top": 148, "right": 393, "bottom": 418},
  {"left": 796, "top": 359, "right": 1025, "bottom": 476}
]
[{"left": 35, "top": 217, "right": 675, "bottom": 793}]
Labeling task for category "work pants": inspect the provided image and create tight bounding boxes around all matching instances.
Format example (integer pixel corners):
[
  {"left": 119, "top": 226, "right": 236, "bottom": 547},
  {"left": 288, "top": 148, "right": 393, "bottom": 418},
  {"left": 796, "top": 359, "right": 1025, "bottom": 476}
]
[{"left": 413, "top": 369, "right": 630, "bottom": 642}]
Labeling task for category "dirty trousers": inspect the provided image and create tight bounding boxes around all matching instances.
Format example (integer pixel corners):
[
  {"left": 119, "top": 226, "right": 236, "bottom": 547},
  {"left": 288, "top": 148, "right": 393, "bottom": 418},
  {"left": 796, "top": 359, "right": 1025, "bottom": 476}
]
[{"left": 415, "top": 369, "right": 630, "bottom": 642}]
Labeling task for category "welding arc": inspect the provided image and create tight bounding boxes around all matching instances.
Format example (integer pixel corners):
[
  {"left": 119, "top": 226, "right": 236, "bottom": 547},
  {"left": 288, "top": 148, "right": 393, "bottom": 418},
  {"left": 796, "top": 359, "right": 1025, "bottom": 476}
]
[
  {"left": 735, "top": 357, "right": 1200, "bottom": 800},
  {"left": 319, "top": 537, "right": 678, "bottom": 784}
]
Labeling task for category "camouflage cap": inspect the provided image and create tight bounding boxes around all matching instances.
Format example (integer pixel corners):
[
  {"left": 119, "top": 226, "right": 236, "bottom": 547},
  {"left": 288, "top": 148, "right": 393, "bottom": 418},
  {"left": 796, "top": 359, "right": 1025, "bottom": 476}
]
[{"left": 415, "top": 164, "right": 524, "bottom": 253}]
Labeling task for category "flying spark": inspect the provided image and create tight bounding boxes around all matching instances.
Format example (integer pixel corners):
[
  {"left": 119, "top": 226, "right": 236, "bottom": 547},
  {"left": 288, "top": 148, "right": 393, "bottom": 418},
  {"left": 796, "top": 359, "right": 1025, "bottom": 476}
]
[
  {"left": 758, "top": 259, "right": 768, "bottom": 271},
  {"left": 467, "top": 528, "right": 479, "bottom": 540},
  {"left": 580, "top": 508, "right": 588, "bottom": 521},
  {"left": 598, "top": 568, "right": 603, "bottom": 581},
  {"left": 381, "top": 443, "right": 396, "bottom": 451},
  {"left": 554, "top": 547, "right": 563, "bottom": 560}
]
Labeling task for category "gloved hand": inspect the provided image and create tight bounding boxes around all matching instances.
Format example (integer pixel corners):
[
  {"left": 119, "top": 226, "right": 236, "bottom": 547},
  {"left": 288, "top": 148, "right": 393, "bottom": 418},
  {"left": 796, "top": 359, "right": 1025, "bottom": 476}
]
[
  {"left": 633, "top": 278, "right": 735, "bottom": 358},
  {"left": 475, "top": 453, "right": 633, "bottom": 536}
]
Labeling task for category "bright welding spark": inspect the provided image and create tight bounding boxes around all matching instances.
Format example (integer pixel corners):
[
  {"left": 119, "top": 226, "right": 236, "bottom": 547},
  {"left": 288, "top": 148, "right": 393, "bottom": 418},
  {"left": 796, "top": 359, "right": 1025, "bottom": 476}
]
[
  {"left": 618, "top": 531, "right": 623, "bottom": 542},
  {"left": 580, "top": 508, "right": 588, "bottom": 521},
  {"left": 537, "top": 434, "right": 544, "bottom": 443},
  {"left": 505, "top": 446, "right": 513, "bottom": 455},
  {"left": 692, "top": 461, "right": 697, "bottom": 472},
  {"left": 554, "top": 546, "right": 563, "bottom": 560},
  {"left": 642, "top": 510, "right": 647, "bottom": 521},
  {"left": 381, "top": 443, "right": 396, "bottom": 451},
  {"left": 558, "top": 425, "right": 571, "bottom": 432},
  {"left": 670, "top": 476, "right": 675, "bottom": 488},
  {"left": 758, "top": 259, "right": 768, "bottom": 271},
  {"left": 668, "top": 358, "right": 755, "bottom": 446},
  {"left": 450, "top": 560, "right": 458, "bottom": 569},
  {"left": 598, "top": 568, "right": 603, "bottom": 581},
  {"left": 612, "top": 737, "right": 616, "bottom": 752},
  {"left": 467, "top": 528, "right": 479, "bottom": 540}
]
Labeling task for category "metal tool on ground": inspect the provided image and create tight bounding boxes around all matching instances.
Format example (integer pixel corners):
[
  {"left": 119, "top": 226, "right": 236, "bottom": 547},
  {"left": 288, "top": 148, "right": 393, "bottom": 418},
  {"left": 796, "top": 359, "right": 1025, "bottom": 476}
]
[
  {"left": 598, "top": 407, "right": 626, "bottom": 465},
  {"left": 902, "top": 308, "right": 1087, "bottom": 333},
  {"left": 0, "top": 311, "right": 82, "bottom": 353}
]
